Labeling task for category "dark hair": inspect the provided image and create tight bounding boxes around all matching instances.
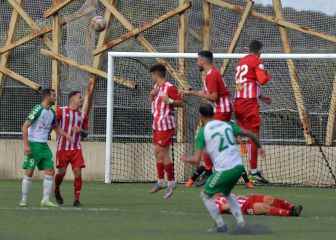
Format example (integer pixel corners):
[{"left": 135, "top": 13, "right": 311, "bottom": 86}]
[
  {"left": 249, "top": 40, "right": 263, "bottom": 53},
  {"left": 68, "top": 91, "right": 81, "bottom": 101},
  {"left": 198, "top": 50, "right": 213, "bottom": 63},
  {"left": 41, "top": 88, "right": 55, "bottom": 99},
  {"left": 150, "top": 64, "right": 166, "bottom": 78},
  {"left": 199, "top": 103, "right": 214, "bottom": 118}
]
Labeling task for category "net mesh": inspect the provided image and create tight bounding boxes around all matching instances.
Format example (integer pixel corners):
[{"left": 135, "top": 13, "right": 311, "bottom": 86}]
[{"left": 0, "top": 0, "right": 335, "bottom": 186}]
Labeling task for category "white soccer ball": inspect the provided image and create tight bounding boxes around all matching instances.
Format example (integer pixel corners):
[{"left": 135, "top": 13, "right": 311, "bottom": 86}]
[{"left": 90, "top": 16, "right": 107, "bottom": 32}]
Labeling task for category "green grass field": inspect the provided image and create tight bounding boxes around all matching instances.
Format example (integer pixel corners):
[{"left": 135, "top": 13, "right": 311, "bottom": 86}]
[{"left": 0, "top": 180, "right": 335, "bottom": 240}]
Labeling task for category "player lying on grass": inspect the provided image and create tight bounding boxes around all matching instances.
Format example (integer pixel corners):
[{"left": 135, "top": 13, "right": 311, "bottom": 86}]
[
  {"left": 215, "top": 194, "right": 303, "bottom": 217},
  {"left": 183, "top": 50, "right": 253, "bottom": 189},
  {"left": 182, "top": 103, "right": 265, "bottom": 233},
  {"left": 54, "top": 80, "right": 93, "bottom": 207},
  {"left": 20, "top": 89, "right": 70, "bottom": 207},
  {"left": 149, "top": 64, "right": 183, "bottom": 199}
]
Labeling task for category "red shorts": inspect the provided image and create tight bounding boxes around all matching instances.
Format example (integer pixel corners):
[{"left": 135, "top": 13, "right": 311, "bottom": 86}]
[
  {"left": 214, "top": 112, "right": 232, "bottom": 122},
  {"left": 153, "top": 129, "right": 175, "bottom": 147},
  {"left": 56, "top": 149, "right": 85, "bottom": 169},
  {"left": 234, "top": 98, "right": 260, "bottom": 132},
  {"left": 241, "top": 195, "right": 265, "bottom": 215}
]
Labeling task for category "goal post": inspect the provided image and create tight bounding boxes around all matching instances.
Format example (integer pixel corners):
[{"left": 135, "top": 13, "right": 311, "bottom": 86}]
[{"left": 105, "top": 52, "right": 336, "bottom": 186}]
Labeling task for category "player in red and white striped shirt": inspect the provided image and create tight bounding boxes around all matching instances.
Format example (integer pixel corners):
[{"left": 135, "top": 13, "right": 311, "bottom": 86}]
[
  {"left": 149, "top": 64, "right": 183, "bottom": 199},
  {"left": 215, "top": 194, "right": 303, "bottom": 217},
  {"left": 183, "top": 51, "right": 253, "bottom": 188},
  {"left": 234, "top": 40, "right": 271, "bottom": 184},
  {"left": 54, "top": 85, "right": 92, "bottom": 207}
]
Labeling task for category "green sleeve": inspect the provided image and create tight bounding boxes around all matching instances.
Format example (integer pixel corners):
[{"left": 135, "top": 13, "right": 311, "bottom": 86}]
[
  {"left": 26, "top": 104, "right": 43, "bottom": 124},
  {"left": 229, "top": 121, "right": 242, "bottom": 136},
  {"left": 195, "top": 127, "right": 206, "bottom": 150}
]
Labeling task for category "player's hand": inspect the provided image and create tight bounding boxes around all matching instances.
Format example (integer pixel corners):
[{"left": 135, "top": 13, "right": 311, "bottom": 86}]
[
  {"left": 181, "top": 154, "right": 190, "bottom": 164},
  {"left": 161, "top": 95, "right": 171, "bottom": 104},
  {"left": 150, "top": 87, "right": 159, "bottom": 98},
  {"left": 24, "top": 144, "right": 31, "bottom": 155},
  {"left": 260, "top": 95, "right": 272, "bottom": 105},
  {"left": 258, "top": 148, "right": 266, "bottom": 158},
  {"left": 64, "top": 133, "right": 72, "bottom": 142},
  {"left": 72, "top": 126, "right": 81, "bottom": 134}
]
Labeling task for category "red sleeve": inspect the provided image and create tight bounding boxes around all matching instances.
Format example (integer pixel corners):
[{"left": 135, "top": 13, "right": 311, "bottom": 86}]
[
  {"left": 167, "top": 85, "right": 182, "bottom": 101},
  {"left": 205, "top": 72, "right": 219, "bottom": 93},
  {"left": 255, "top": 62, "right": 271, "bottom": 85},
  {"left": 56, "top": 106, "right": 62, "bottom": 122}
]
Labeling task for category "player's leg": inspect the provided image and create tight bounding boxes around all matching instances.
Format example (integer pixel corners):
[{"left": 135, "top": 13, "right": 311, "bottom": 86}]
[
  {"left": 38, "top": 144, "right": 57, "bottom": 207},
  {"left": 54, "top": 151, "right": 69, "bottom": 205},
  {"left": 162, "top": 144, "right": 175, "bottom": 199},
  {"left": 20, "top": 142, "right": 38, "bottom": 206},
  {"left": 266, "top": 195, "right": 303, "bottom": 216},
  {"left": 71, "top": 150, "right": 86, "bottom": 207},
  {"left": 185, "top": 164, "right": 206, "bottom": 187},
  {"left": 150, "top": 131, "right": 165, "bottom": 193}
]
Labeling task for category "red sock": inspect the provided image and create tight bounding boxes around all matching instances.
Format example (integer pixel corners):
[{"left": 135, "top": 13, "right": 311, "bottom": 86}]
[
  {"left": 203, "top": 153, "right": 213, "bottom": 171},
  {"left": 248, "top": 139, "right": 258, "bottom": 170},
  {"left": 272, "top": 198, "right": 294, "bottom": 210},
  {"left": 74, "top": 176, "right": 82, "bottom": 201},
  {"left": 156, "top": 162, "right": 164, "bottom": 180},
  {"left": 164, "top": 162, "right": 175, "bottom": 181},
  {"left": 268, "top": 207, "right": 290, "bottom": 216},
  {"left": 55, "top": 172, "right": 65, "bottom": 191}
]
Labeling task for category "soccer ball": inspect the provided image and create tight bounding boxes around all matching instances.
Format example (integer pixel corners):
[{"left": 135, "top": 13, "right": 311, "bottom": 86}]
[{"left": 90, "top": 16, "right": 107, "bottom": 32}]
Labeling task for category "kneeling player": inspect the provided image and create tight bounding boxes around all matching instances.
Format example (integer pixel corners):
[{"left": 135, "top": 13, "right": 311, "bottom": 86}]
[{"left": 216, "top": 194, "right": 303, "bottom": 217}]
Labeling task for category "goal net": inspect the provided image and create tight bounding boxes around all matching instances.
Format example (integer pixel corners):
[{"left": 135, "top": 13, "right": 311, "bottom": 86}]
[{"left": 105, "top": 52, "right": 336, "bottom": 187}]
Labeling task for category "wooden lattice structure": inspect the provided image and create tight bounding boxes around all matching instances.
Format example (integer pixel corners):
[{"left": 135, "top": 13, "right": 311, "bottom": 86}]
[{"left": 0, "top": 0, "right": 335, "bottom": 145}]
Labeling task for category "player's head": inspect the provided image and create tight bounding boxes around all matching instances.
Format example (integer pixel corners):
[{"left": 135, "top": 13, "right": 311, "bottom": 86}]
[
  {"left": 197, "top": 50, "right": 213, "bottom": 71},
  {"left": 68, "top": 91, "right": 83, "bottom": 109},
  {"left": 150, "top": 64, "right": 166, "bottom": 82},
  {"left": 199, "top": 103, "right": 214, "bottom": 122},
  {"left": 41, "top": 88, "right": 56, "bottom": 105},
  {"left": 249, "top": 40, "right": 263, "bottom": 55}
]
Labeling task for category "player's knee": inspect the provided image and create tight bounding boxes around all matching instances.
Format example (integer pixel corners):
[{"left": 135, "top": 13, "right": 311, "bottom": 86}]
[
  {"left": 73, "top": 168, "right": 82, "bottom": 177},
  {"left": 57, "top": 168, "right": 66, "bottom": 175},
  {"left": 44, "top": 169, "right": 55, "bottom": 176},
  {"left": 25, "top": 170, "right": 34, "bottom": 178}
]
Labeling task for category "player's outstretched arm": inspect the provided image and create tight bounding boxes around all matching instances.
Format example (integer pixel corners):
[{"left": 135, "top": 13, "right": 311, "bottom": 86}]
[
  {"left": 22, "top": 121, "right": 32, "bottom": 155},
  {"left": 82, "top": 78, "right": 95, "bottom": 116},
  {"left": 181, "top": 150, "right": 203, "bottom": 165}
]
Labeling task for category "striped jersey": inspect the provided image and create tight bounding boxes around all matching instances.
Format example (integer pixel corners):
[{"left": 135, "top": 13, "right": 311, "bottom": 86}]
[
  {"left": 56, "top": 106, "right": 88, "bottom": 151},
  {"left": 151, "top": 81, "right": 181, "bottom": 131},
  {"left": 235, "top": 54, "right": 270, "bottom": 99},
  {"left": 203, "top": 67, "right": 231, "bottom": 113},
  {"left": 215, "top": 195, "right": 248, "bottom": 210}
]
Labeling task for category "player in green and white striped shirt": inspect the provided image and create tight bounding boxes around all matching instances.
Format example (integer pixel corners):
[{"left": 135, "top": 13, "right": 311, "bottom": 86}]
[
  {"left": 20, "top": 89, "right": 70, "bottom": 207},
  {"left": 182, "top": 103, "right": 265, "bottom": 233}
]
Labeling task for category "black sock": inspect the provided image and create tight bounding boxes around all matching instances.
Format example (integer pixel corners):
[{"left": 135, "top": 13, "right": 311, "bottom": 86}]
[
  {"left": 191, "top": 165, "right": 206, "bottom": 181},
  {"left": 241, "top": 169, "right": 250, "bottom": 184}
]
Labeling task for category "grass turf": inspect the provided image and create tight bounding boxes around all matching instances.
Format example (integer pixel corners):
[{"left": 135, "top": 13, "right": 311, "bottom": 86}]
[{"left": 0, "top": 180, "right": 335, "bottom": 240}]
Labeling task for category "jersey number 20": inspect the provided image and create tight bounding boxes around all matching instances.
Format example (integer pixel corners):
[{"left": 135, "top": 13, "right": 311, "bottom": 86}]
[{"left": 211, "top": 128, "right": 235, "bottom": 152}]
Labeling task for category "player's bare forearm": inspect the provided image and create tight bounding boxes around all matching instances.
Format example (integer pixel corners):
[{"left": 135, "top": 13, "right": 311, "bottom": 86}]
[
  {"left": 182, "top": 150, "right": 203, "bottom": 165},
  {"left": 55, "top": 125, "right": 70, "bottom": 140},
  {"left": 82, "top": 79, "right": 95, "bottom": 116},
  {"left": 171, "top": 100, "right": 183, "bottom": 107},
  {"left": 238, "top": 129, "right": 261, "bottom": 149},
  {"left": 21, "top": 121, "right": 30, "bottom": 147},
  {"left": 192, "top": 90, "right": 218, "bottom": 102}
]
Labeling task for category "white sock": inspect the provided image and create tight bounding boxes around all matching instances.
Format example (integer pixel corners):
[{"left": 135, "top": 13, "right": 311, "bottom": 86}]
[
  {"left": 21, "top": 175, "right": 32, "bottom": 202},
  {"left": 158, "top": 179, "right": 164, "bottom": 185},
  {"left": 42, "top": 175, "right": 53, "bottom": 202},
  {"left": 227, "top": 194, "right": 245, "bottom": 225},
  {"left": 200, "top": 192, "right": 225, "bottom": 227}
]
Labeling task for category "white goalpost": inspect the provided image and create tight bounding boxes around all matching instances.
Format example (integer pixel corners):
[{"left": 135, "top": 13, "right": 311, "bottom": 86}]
[{"left": 105, "top": 52, "right": 336, "bottom": 185}]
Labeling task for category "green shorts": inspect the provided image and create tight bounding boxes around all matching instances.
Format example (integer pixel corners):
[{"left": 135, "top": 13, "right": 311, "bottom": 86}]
[
  {"left": 22, "top": 142, "right": 54, "bottom": 171},
  {"left": 204, "top": 164, "right": 244, "bottom": 197}
]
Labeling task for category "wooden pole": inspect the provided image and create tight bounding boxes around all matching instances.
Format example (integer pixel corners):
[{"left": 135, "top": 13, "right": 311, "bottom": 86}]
[
  {"left": 177, "top": 0, "right": 188, "bottom": 144},
  {"left": 40, "top": 49, "right": 136, "bottom": 89},
  {"left": 220, "top": 0, "right": 253, "bottom": 75},
  {"left": 93, "top": 1, "right": 191, "bottom": 56},
  {"left": 0, "top": 0, "right": 22, "bottom": 96},
  {"left": 206, "top": 0, "right": 336, "bottom": 44},
  {"left": 325, "top": 74, "right": 336, "bottom": 146},
  {"left": 202, "top": 0, "right": 212, "bottom": 50},
  {"left": 0, "top": 66, "right": 41, "bottom": 91},
  {"left": 51, "top": 0, "right": 60, "bottom": 101},
  {"left": 99, "top": 0, "right": 190, "bottom": 90},
  {"left": 188, "top": 28, "right": 202, "bottom": 43},
  {"left": 44, "top": 0, "right": 75, "bottom": 18},
  {"left": 7, "top": 0, "right": 53, "bottom": 49},
  {"left": 273, "top": 0, "right": 313, "bottom": 144}
]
